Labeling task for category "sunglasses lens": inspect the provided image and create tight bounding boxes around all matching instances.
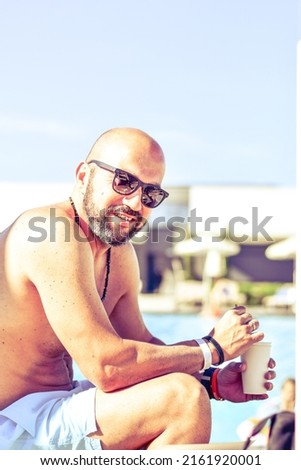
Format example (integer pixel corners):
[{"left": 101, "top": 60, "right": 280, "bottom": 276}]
[
  {"left": 113, "top": 169, "right": 167, "bottom": 208},
  {"left": 114, "top": 171, "right": 139, "bottom": 194},
  {"left": 142, "top": 187, "right": 165, "bottom": 208}
]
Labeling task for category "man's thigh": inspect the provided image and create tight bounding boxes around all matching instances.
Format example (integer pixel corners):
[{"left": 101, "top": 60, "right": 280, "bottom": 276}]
[{"left": 91, "top": 372, "right": 203, "bottom": 450}]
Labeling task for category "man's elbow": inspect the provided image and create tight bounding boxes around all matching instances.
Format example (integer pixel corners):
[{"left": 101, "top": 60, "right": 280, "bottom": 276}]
[
  {"left": 93, "top": 364, "right": 127, "bottom": 392},
  {"left": 86, "top": 341, "right": 138, "bottom": 392}
]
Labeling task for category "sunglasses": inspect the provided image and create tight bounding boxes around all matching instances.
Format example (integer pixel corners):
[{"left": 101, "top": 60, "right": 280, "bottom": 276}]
[{"left": 89, "top": 160, "right": 169, "bottom": 208}]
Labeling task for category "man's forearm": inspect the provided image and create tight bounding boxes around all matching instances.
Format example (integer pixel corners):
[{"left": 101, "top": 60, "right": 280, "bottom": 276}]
[{"left": 94, "top": 339, "right": 205, "bottom": 392}]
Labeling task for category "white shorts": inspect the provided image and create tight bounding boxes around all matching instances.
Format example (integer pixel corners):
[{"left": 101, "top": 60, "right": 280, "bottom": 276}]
[{"left": 0, "top": 380, "right": 101, "bottom": 450}]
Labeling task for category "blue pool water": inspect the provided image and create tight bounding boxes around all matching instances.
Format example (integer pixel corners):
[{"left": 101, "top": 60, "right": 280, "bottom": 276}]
[{"left": 74, "top": 312, "right": 295, "bottom": 443}]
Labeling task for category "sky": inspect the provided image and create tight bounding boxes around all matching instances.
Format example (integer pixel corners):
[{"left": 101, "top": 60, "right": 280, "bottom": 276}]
[{"left": 0, "top": 0, "right": 299, "bottom": 187}]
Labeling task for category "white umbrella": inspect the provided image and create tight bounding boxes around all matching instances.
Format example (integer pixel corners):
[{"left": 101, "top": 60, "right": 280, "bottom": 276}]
[
  {"left": 173, "top": 236, "right": 240, "bottom": 308},
  {"left": 265, "top": 236, "right": 296, "bottom": 260},
  {"left": 173, "top": 235, "right": 240, "bottom": 257},
  {"left": 202, "top": 249, "right": 227, "bottom": 278}
]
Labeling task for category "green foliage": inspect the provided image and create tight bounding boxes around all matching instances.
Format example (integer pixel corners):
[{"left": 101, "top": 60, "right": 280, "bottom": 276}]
[{"left": 239, "top": 282, "right": 283, "bottom": 305}]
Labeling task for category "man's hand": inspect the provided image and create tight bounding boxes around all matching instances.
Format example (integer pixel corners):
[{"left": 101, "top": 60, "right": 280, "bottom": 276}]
[
  {"left": 206, "top": 305, "right": 265, "bottom": 364},
  {"left": 217, "top": 358, "right": 276, "bottom": 403}
]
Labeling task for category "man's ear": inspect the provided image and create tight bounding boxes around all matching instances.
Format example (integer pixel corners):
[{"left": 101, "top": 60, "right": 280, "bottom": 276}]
[{"left": 75, "top": 161, "right": 90, "bottom": 193}]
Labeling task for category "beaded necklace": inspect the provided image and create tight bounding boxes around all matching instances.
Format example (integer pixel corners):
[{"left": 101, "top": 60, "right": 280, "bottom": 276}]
[{"left": 69, "top": 196, "right": 111, "bottom": 301}]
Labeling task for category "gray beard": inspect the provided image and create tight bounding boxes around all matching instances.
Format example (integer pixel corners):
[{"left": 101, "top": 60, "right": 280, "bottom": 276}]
[
  {"left": 86, "top": 212, "right": 142, "bottom": 246},
  {"left": 83, "top": 177, "right": 145, "bottom": 246}
]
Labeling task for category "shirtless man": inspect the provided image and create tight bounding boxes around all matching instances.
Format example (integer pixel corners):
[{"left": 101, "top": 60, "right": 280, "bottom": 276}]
[{"left": 0, "top": 128, "right": 275, "bottom": 450}]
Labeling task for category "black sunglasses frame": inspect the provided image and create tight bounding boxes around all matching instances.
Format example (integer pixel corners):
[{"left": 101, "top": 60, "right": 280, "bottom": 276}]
[{"left": 88, "top": 160, "right": 169, "bottom": 208}]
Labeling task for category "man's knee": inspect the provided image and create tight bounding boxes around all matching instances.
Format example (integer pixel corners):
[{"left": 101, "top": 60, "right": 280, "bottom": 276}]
[{"left": 161, "top": 373, "right": 209, "bottom": 411}]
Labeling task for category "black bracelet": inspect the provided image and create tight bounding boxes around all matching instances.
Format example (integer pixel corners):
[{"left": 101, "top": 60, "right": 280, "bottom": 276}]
[
  {"left": 200, "top": 367, "right": 216, "bottom": 399},
  {"left": 203, "top": 335, "right": 225, "bottom": 365}
]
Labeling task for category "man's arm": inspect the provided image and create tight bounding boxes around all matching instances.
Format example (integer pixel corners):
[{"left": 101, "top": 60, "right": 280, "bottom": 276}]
[
  {"left": 108, "top": 244, "right": 165, "bottom": 345},
  {"left": 21, "top": 209, "right": 205, "bottom": 392}
]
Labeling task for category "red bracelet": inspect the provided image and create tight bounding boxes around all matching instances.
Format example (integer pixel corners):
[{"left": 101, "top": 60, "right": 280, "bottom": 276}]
[{"left": 211, "top": 368, "right": 224, "bottom": 401}]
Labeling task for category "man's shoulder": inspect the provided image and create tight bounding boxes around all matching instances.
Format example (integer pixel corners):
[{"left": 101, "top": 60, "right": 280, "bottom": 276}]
[
  {"left": 13, "top": 201, "right": 80, "bottom": 244},
  {"left": 10, "top": 201, "right": 91, "bottom": 266},
  {"left": 8, "top": 202, "right": 70, "bottom": 231},
  {"left": 21, "top": 201, "right": 70, "bottom": 223}
]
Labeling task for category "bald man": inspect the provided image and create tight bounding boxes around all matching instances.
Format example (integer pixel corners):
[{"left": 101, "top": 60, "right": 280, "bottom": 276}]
[{"left": 0, "top": 128, "right": 276, "bottom": 450}]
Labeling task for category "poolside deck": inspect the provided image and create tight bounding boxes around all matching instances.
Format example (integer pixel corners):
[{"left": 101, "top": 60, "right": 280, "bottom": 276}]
[{"left": 138, "top": 293, "right": 295, "bottom": 316}]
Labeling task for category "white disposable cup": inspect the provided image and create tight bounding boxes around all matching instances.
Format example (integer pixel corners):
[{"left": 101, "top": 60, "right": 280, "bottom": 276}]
[{"left": 241, "top": 341, "right": 271, "bottom": 394}]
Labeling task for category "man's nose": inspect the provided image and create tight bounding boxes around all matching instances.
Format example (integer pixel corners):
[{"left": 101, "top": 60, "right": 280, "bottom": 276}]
[{"left": 122, "top": 189, "right": 142, "bottom": 211}]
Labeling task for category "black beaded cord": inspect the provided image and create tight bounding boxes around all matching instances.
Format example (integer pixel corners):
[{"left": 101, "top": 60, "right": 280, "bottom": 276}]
[
  {"left": 69, "top": 196, "right": 111, "bottom": 301},
  {"left": 101, "top": 248, "right": 111, "bottom": 301}
]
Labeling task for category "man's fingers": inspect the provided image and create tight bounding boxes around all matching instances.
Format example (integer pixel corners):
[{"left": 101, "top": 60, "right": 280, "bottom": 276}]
[
  {"left": 232, "top": 305, "right": 246, "bottom": 314},
  {"left": 248, "top": 319, "right": 259, "bottom": 333},
  {"left": 268, "top": 357, "right": 276, "bottom": 368},
  {"left": 240, "top": 312, "right": 253, "bottom": 324},
  {"left": 264, "top": 369, "right": 276, "bottom": 380}
]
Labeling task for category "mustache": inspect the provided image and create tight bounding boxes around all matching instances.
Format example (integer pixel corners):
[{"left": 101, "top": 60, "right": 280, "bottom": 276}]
[{"left": 104, "top": 205, "right": 142, "bottom": 220}]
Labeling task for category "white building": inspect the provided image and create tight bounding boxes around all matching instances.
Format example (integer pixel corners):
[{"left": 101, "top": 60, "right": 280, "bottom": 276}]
[{"left": 0, "top": 182, "right": 295, "bottom": 290}]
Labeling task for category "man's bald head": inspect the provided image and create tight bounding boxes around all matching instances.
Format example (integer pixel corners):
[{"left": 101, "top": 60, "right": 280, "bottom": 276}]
[
  {"left": 85, "top": 128, "right": 165, "bottom": 172},
  {"left": 75, "top": 128, "right": 167, "bottom": 245}
]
